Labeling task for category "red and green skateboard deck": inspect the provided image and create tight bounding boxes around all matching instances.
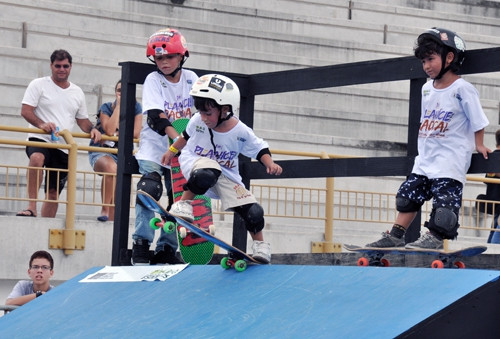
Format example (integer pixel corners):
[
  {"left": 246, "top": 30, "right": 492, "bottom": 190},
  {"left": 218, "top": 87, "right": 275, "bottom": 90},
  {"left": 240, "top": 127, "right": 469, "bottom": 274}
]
[{"left": 160, "top": 118, "right": 214, "bottom": 264}]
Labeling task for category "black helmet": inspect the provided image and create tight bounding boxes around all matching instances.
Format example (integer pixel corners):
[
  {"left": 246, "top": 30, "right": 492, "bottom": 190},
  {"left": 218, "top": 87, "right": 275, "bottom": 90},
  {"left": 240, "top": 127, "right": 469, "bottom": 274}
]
[{"left": 417, "top": 27, "right": 466, "bottom": 79}]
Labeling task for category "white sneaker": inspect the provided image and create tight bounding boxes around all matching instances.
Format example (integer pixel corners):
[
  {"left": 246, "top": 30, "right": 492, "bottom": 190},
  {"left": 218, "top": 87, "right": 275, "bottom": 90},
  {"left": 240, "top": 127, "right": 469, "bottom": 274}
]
[
  {"left": 169, "top": 200, "right": 193, "bottom": 222},
  {"left": 252, "top": 241, "right": 271, "bottom": 264}
]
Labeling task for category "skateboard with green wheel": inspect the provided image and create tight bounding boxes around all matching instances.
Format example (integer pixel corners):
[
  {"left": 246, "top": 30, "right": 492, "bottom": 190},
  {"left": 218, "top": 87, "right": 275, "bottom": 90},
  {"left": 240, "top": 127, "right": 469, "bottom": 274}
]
[
  {"left": 152, "top": 118, "right": 214, "bottom": 265},
  {"left": 138, "top": 191, "right": 264, "bottom": 272}
]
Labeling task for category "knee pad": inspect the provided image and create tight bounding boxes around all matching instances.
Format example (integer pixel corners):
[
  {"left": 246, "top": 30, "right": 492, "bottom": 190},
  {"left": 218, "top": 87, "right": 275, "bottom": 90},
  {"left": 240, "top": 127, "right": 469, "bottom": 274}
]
[
  {"left": 136, "top": 172, "right": 163, "bottom": 207},
  {"left": 235, "top": 203, "right": 265, "bottom": 234},
  {"left": 426, "top": 207, "right": 458, "bottom": 239},
  {"left": 395, "top": 196, "right": 421, "bottom": 212},
  {"left": 184, "top": 168, "right": 221, "bottom": 195}
]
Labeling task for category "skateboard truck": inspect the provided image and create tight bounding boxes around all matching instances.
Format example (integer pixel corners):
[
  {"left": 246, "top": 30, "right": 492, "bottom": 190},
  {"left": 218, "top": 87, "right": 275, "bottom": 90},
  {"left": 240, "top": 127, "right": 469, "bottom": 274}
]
[{"left": 221, "top": 254, "right": 249, "bottom": 272}]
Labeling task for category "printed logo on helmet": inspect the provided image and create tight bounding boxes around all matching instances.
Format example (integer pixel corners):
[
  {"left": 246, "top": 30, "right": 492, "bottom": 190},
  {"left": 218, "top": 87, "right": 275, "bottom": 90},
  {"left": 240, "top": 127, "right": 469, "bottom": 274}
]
[
  {"left": 208, "top": 77, "right": 225, "bottom": 93},
  {"left": 454, "top": 36, "right": 465, "bottom": 51},
  {"left": 439, "top": 32, "right": 449, "bottom": 41}
]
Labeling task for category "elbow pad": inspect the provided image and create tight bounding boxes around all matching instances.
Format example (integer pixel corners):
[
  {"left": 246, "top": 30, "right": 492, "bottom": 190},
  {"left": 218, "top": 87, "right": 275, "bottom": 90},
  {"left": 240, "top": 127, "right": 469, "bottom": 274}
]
[
  {"left": 147, "top": 109, "right": 171, "bottom": 136},
  {"left": 256, "top": 148, "right": 271, "bottom": 165}
]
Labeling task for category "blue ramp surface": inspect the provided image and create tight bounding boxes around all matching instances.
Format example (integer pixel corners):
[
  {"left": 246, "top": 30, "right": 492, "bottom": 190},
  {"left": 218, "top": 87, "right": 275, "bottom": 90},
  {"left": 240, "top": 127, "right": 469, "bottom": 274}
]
[{"left": 1, "top": 265, "right": 499, "bottom": 338}]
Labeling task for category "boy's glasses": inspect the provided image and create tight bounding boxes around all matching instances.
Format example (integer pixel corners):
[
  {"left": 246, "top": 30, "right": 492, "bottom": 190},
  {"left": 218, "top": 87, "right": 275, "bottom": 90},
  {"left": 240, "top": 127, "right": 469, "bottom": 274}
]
[
  {"left": 30, "top": 265, "right": 51, "bottom": 271},
  {"left": 54, "top": 64, "right": 71, "bottom": 69}
]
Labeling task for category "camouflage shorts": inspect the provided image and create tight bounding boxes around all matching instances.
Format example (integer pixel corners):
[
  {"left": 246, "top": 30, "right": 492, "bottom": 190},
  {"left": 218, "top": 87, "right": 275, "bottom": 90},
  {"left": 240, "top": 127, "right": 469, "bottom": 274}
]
[{"left": 396, "top": 173, "right": 463, "bottom": 213}]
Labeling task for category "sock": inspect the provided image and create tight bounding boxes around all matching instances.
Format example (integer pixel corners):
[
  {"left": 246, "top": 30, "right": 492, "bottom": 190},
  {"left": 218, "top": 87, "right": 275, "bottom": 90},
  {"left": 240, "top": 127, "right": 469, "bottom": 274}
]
[{"left": 389, "top": 224, "right": 406, "bottom": 239}]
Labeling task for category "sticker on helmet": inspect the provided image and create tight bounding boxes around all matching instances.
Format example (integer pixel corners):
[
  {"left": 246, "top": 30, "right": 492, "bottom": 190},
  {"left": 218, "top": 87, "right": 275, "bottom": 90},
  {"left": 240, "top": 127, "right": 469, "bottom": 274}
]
[
  {"left": 454, "top": 36, "right": 465, "bottom": 51},
  {"left": 208, "top": 77, "right": 225, "bottom": 93}
]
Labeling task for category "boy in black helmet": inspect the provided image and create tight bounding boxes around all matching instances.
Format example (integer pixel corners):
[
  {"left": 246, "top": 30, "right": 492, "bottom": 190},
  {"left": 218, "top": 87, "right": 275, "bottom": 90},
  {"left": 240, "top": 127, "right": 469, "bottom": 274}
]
[{"left": 366, "top": 27, "right": 490, "bottom": 249}]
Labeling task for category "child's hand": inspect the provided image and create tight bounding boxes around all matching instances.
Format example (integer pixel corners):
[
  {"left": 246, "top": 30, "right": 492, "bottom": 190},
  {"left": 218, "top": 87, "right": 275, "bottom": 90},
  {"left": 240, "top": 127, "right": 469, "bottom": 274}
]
[
  {"left": 266, "top": 163, "right": 282, "bottom": 176},
  {"left": 477, "top": 145, "right": 491, "bottom": 159},
  {"left": 161, "top": 150, "right": 175, "bottom": 166}
]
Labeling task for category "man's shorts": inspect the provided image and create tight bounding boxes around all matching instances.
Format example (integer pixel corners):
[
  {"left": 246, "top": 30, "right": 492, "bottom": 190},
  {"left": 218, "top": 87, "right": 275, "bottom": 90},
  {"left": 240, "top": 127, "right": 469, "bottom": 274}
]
[
  {"left": 191, "top": 157, "right": 257, "bottom": 210},
  {"left": 397, "top": 173, "right": 463, "bottom": 212},
  {"left": 26, "top": 138, "right": 68, "bottom": 194}
]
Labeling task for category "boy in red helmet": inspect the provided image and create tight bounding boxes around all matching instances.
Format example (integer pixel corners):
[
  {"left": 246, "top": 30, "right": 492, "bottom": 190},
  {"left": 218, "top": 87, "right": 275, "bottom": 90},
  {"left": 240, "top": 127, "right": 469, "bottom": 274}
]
[{"left": 131, "top": 28, "right": 198, "bottom": 265}]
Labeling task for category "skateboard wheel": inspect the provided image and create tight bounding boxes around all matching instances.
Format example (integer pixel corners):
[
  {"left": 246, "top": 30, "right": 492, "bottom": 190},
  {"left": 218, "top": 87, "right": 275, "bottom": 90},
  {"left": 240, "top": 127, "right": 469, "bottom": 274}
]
[
  {"left": 380, "top": 258, "right": 390, "bottom": 267},
  {"left": 149, "top": 217, "right": 162, "bottom": 230},
  {"left": 454, "top": 261, "right": 466, "bottom": 269},
  {"left": 234, "top": 259, "right": 247, "bottom": 272},
  {"left": 431, "top": 260, "right": 444, "bottom": 269},
  {"left": 179, "top": 227, "right": 187, "bottom": 239},
  {"left": 357, "top": 257, "right": 370, "bottom": 266},
  {"left": 208, "top": 224, "right": 215, "bottom": 235},
  {"left": 163, "top": 221, "right": 175, "bottom": 233},
  {"left": 220, "top": 257, "right": 231, "bottom": 269}
]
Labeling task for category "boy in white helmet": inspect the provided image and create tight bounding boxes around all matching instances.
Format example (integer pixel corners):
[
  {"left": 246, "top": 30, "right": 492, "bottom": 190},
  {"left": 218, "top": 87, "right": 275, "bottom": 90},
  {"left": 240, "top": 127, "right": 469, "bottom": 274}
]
[
  {"left": 162, "top": 74, "right": 282, "bottom": 263},
  {"left": 366, "top": 28, "right": 490, "bottom": 249}
]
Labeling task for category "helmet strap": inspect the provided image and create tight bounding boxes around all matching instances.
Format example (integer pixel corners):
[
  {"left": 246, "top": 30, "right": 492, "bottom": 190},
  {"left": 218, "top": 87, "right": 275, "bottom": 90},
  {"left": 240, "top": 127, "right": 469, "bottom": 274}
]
[
  {"left": 216, "top": 112, "right": 233, "bottom": 127},
  {"left": 434, "top": 50, "right": 451, "bottom": 80}
]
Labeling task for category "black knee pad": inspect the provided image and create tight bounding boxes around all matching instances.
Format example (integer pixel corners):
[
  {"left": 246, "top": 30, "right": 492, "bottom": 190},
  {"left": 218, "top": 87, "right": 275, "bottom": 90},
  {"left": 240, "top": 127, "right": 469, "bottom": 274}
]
[
  {"left": 184, "top": 168, "right": 221, "bottom": 195},
  {"left": 136, "top": 172, "right": 163, "bottom": 207},
  {"left": 395, "top": 196, "right": 421, "bottom": 212},
  {"left": 426, "top": 207, "right": 458, "bottom": 239},
  {"left": 235, "top": 203, "right": 265, "bottom": 234}
]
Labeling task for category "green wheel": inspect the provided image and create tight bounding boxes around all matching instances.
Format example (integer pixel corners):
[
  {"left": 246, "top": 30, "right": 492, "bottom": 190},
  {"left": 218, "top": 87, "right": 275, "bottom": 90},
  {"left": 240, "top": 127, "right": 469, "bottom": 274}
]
[
  {"left": 220, "top": 257, "right": 231, "bottom": 269},
  {"left": 234, "top": 259, "right": 247, "bottom": 272},
  {"left": 149, "top": 217, "right": 162, "bottom": 230},
  {"left": 163, "top": 221, "right": 176, "bottom": 233}
]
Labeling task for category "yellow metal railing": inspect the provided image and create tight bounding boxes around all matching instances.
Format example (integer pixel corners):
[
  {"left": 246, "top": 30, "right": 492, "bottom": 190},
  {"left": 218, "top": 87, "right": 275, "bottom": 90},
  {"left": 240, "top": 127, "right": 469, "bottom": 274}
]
[{"left": 1, "top": 124, "right": 499, "bottom": 254}]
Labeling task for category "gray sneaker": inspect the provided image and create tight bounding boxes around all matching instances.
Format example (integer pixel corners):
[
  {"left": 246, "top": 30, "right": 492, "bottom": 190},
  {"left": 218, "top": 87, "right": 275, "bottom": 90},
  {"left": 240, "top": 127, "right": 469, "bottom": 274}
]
[
  {"left": 365, "top": 231, "right": 404, "bottom": 248},
  {"left": 169, "top": 200, "right": 193, "bottom": 222},
  {"left": 405, "top": 232, "right": 443, "bottom": 249}
]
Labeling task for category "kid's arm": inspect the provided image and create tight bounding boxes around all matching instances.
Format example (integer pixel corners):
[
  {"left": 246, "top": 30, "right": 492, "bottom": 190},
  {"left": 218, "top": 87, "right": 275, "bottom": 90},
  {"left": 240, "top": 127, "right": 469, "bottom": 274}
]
[
  {"left": 259, "top": 153, "right": 282, "bottom": 176},
  {"left": 475, "top": 129, "right": 491, "bottom": 159},
  {"left": 161, "top": 134, "right": 188, "bottom": 166}
]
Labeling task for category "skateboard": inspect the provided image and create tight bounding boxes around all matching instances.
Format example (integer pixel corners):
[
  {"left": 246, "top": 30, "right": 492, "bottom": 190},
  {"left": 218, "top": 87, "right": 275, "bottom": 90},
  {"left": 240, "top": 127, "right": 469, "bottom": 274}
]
[
  {"left": 169, "top": 118, "right": 215, "bottom": 264},
  {"left": 344, "top": 244, "right": 487, "bottom": 269},
  {"left": 137, "top": 191, "right": 264, "bottom": 272}
]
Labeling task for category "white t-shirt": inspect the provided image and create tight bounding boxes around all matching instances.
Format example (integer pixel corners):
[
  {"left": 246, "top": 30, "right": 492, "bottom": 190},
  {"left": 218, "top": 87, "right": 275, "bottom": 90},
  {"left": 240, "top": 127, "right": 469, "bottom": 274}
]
[
  {"left": 22, "top": 76, "right": 88, "bottom": 145},
  {"left": 179, "top": 113, "right": 269, "bottom": 192},
  {"left": 135, "top": 69, "right": 198, "bottom": 167},
  {"left": 412, "top": 78, "right": 489, "bottom": 184},
  {"left": 7, "top": 280, "right": 53, "bottom": 299}
]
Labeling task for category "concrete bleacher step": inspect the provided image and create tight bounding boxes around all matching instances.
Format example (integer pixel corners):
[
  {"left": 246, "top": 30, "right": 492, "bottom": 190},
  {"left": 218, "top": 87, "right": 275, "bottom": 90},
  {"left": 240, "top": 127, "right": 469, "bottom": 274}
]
[
  {"left": 352, "top": 1, "right": 500, "bottom": 37},
  {"left": 1, "top": 0, "right": 498, "bottom": 66}
]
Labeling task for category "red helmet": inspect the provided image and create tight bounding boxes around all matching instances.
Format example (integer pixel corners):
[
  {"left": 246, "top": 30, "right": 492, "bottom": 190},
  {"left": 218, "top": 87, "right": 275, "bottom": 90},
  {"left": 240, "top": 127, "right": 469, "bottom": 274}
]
[{"left": 146, "top": 28, "right": 189, "bottom": 60}]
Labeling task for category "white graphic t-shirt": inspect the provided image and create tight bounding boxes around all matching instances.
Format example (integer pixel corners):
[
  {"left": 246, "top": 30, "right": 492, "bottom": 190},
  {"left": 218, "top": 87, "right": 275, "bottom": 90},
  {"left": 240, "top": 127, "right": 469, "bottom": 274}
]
[
  {"left": 179, "top": 113, "right": 269, "bottom": 195},
  {"left": 135, "top": 69, "right": 198, "bottom": 167},
  {"left": 412, "top": 78, "right": 489, "bottom": 184}
]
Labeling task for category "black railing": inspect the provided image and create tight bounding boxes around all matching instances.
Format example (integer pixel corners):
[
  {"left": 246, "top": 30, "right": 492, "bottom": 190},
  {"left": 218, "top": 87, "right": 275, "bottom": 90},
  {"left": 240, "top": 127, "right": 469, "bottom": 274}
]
[{"left": 111, "top": 47, "right": 500, "bottom": 265}]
